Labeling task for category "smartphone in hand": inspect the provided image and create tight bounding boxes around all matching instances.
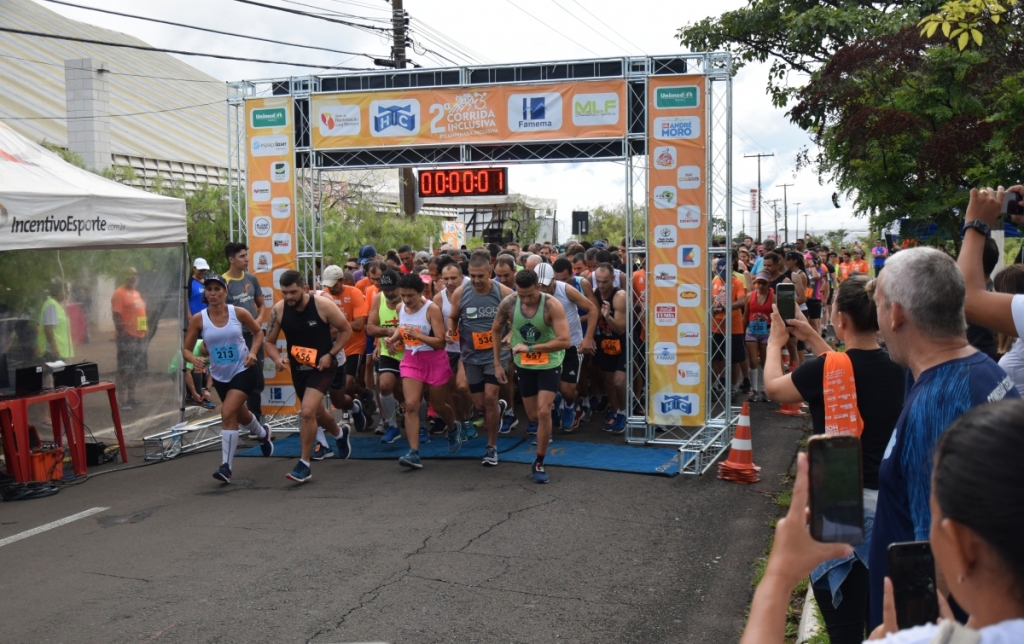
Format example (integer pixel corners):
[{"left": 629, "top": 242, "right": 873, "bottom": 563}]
[
  {"left": 808, "top": 435, "right": 864, "bottom": 545},
  {"left": 776, "top": 283, "right": 796, "bottom": 322},
  {"left": 887, "top": 541, "right": 939, "bottom": 629},
  {"left": 1002, "top": 190, "right": 1023, "bottom": 217}
]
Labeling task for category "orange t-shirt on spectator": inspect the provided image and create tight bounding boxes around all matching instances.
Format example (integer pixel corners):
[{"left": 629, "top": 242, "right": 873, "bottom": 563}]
[
  {"left": 712, "top": 275, "right": 746, "bottom": 335},
  {"left": 850, "top": 259, "right": 870, "bottom": 275},
  {"left": 111, "top": 287, "right": 147, "bottom": 338},
  {"left": 631, "top": 268, "right": 646, "bottom": 342},
  {"left": 355, "top": 276, "right": 373, "bottom": 294},
  {"left": 318, "top": 286, "right": 367, "bottom": 360}
]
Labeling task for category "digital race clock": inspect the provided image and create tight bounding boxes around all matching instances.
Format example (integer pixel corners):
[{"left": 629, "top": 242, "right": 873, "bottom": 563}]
[{"left": 417, "top": 167, "right": 507, "bottom": 197}]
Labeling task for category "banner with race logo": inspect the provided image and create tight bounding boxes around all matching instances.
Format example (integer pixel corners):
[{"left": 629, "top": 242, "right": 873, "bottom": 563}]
[
  {"left": 246, "top": 97, "right": 300, "bottom": 415},
  {"left": 439, "top": 221, "right": 466, "bottom": 248},
  {"left": 310, "top": 80, "right": 626, "bottom": 149},
  {"left": 646, "top": 77, "right": 706, "bottom": 427}
]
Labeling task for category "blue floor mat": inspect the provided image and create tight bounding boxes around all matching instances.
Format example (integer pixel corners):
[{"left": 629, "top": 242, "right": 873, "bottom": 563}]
[{"left": 239, "top": 434, "right": 681, "bottom": 476}]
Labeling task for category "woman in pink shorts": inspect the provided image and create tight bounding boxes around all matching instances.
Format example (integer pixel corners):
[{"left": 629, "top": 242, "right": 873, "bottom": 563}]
[{"left": 383, "top": 273, "right": 462, "bottom": 469}]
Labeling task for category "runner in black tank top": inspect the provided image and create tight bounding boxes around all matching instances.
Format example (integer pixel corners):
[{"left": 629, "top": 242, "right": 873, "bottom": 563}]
[{"left": 264, "top": 270, "right": 354, "bottom": 483}]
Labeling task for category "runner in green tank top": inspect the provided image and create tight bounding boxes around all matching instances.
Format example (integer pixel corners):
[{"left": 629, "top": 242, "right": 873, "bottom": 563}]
[
  {"left": 366, "top": 270, "right": 405, "bottom": 443},
  {"left": 493, "top": 268, "right": 571, "bottom": 484}
]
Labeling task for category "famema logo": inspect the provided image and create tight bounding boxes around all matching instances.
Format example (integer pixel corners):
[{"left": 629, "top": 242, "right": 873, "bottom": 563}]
[{"left": 251, "top": 107, "right": 288, "bottom": 129}]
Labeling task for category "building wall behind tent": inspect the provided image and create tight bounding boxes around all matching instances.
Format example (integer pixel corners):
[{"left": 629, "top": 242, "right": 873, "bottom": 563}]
[{"left": 0, "top": 245, "right": 184, "bottom": 441}]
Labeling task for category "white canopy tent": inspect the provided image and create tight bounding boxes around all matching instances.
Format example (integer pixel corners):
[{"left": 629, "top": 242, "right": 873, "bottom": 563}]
[
  {"left": 0, "top": 122, "right": 188, "bottom": 443},
  {"left": 0, "top": 123, "right": 185, "bottom": 250}
]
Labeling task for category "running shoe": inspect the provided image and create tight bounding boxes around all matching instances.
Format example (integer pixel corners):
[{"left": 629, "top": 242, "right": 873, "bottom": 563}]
[
  {"left": 526, "top": 420, "right": 538, "bottom": 436},
  {"left": 286, "top": 461, "right": 311, "bottom": 483},
  {"left": 399, "top": 450, "right": 422, "bottom": 469},
  {"left": 202, "top": 399, "right": 217, "bottom": 410},
  {"left": 497, "top": 399, "right": 508, "bottom": 421},
  {"left": 420, "top": 426, "right": 430, "bottom": 444},
  {"left": 603, "top": 413, "right": 626, "bottom": 434},
  {"left": 605, "top": 408, "right": 616, "bottom": 424},
  {"left": 381, "top": 426, "right": 401, "bottom": 444},
  {"left": 570, "top": 406, "right": 584, "bottom": 432},
  {"left": 461, "top": 422, "right": 478, "bottom": 441},
  {"left": 482, "top": 445, "right": 498, "bottom": 466},
  {"left": 259, "top": 432, "right": 274, "bottom": 458},
  {"left": 499, "top": 411, "right": 517, "bottom": 434},
  {"left": 580, "top": 405, "right": 593, "bottom": 423},
  {"left": 429, "top": 415, "right": 448, "bottom": 435},
  {"left": 747, "top": 392, "right": 761, "bottom": 403},
  {"left": 332, "top": 423, "right": 352, "bottom": 460},
  {"left": 561, "top": 404, "right": 576, "bottom": 431},
  {"left": 532, "top": 461, "right": 548, "bottom": 484},
  {"left": 447, "top": 421, "right": 463, "bottom": 454},
  {"left": 375, "top": 419, "right": 387, "bottom": 435},
  {"left": 351, "top": 399, "right": 367, "bottom": 433},
  {"left": 360, "top": 394, "right": 377, "bottom": 417},
  {"left": 312, "top": 442, "right": 332, "bottom": 460},
  {"left": 593, "top": 396, "right": 609, "bottom": 413},
  {"left": 212, "top": 463, "right": 232, "bottom": 483},
  {"left": 739, "top": 378, "right": 752, "bottom": 394},
  {"left": 759, "top": 391, "right": 771, "bottom": 403}
]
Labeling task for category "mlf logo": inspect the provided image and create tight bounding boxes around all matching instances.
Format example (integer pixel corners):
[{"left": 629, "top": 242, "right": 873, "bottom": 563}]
[
  {"left": 677, "top": 205, "right": 701, "bottom": 229},
  {"left": 653, "top": 264, "right": 677, "bottom": 287},
  {"left": 678, "top": 245, "right": 701, "bottom": 268},
  {"left": 677, "top": 284, "right": 701, "bottom": 307},
  {"left": 318, "top": 104, "right": 360, "bottom": 136},
  {"left": 508, "top": 93, "right": 562, "bottom": 132},
  {"left": 572, "top": 93, "right": 619, "bottom": 126},
  {"left": 370, "top": 100, "right": 420, "bottom": 137},
  {"left": 653, "top": 225, "right": 676, "bottom": 248},
  {"left": 653, "top": 186, "right": 677, "bottom": 209},
  {"left": 677, "top": 166, "right": 701, "bottom": 189},
  {"left": 654, "top": 304, "right": 677, "bottom": 326}
]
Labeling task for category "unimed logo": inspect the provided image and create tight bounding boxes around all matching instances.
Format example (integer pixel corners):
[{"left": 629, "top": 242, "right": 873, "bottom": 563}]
[
  {"left": 251, "top": 107, "right": 288, "bottom": 129},
  {"left": 656, "top": 86, "right": 700, "bottom": 109}
]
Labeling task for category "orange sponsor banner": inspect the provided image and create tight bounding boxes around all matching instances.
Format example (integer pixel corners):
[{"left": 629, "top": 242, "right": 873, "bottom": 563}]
[
  {"left": 246, "top": 96, "right": 300, "bottom": 415},
  {"left": 311, "top": 79, "right": 626, "bottom": 149},
  {"left": 645, "top": 76, "right": 707, "bottom": 427}
]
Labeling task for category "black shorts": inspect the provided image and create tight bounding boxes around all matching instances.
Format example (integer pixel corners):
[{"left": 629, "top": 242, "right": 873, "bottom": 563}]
[
  {"left": 212, "top": 367, "right": 259, "bottom": 403},
  {"left": 806, "top": 299, "right": 823, "bottom": 319},
  {"left": 560, "top": 346, "right": 582, "bottom": 384},
  {"left": 116, "top": 335, "right": 147, "bottom": 374},
  {"left": 516, "top": 366, "right": 562, "bottom": 398},
  {"left": 448, "top": 351, "right": 460, "bottom": 376},
  {"left": 330, "top": 363, "right": 348, "bottom": 391},
  {"left": 291, "top": 364, "right": 337, "bottom": 401},
  {"left": 596, "top": 340, "right": 627, "bottom": 373},
  {"left": 343, "top": 354, "right": 361, "bottom": 378},
  {"left": 712, "top": 333, "right": 747, "bottom": 364},
  {"left": 377, "top": 355, "right": 401, "bottom": 375}
]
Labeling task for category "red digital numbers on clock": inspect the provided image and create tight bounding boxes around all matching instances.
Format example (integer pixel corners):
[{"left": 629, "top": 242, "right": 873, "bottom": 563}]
[{"left": 417, "top": 168, "right": 507, "bottom": 197}]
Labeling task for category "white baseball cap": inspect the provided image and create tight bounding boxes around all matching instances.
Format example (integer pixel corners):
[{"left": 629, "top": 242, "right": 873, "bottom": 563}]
[
  {"left": 320, "top": 265, "right": 345, "bottom": 287},
  {"left": 193, "top": 257, "right": 210, "bottom": 270},
  {"left": 535, "top": 262, "right": 555, "bottom": 286}
]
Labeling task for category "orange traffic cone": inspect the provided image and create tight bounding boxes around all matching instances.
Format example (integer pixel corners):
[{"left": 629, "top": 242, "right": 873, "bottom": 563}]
[
  {"left": 777, "top": 400, "right": 808, "bottom": 416},
  {"left": 718, "top": 402, "right": 760, "bottom": 484}
]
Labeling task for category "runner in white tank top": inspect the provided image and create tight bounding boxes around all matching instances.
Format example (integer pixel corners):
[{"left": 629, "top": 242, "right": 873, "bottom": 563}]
[{"left": 182, "top": 274, "right": 273, "bottom": 483}]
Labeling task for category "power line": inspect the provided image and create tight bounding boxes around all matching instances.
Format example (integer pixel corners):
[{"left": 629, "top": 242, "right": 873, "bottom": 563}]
[
  {"left": 2, "top": 100, "right": 226, "bottom": 120},
  {"left": 230, "top": 0, "right": 391, "bottom": 33},
  {"left": 0, "top": 27, "right": 373, "bottom": 70},
  {"left": 409, "top": 26, "right": 476, "bottom": 65},
  {"left": 504, "top": 0, "right": 600, "bottom": 57},
  {"left": 277, "top": 0, "right": 391, "bottom": 22},
  {"left": 0, "top": 51, "right": 226, "bottom": 84},
  {"left": 567, "top": 0, "right": 647, "bottom": 54},
  {"left": 40, "top": 0, "right": 387, "bottom": 62},
  {"left": 413, "top": 18, "right": 493, "bottom": 64},
  {"left": 547, "top": 0, "right": 631, "bottom": 56}
]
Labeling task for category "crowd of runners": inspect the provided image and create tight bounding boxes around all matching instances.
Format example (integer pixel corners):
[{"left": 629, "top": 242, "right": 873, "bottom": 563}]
[{"left": 186, "top": 237, "right": 647, "bottom": 486}]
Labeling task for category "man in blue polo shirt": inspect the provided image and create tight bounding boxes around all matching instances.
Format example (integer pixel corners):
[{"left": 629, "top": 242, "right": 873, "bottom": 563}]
[
  {"left": 187, "top": 258, "right": 209, "bottom": 317},
  {"left": 868, "top": 247, "right": 1018, "bottom": 630}
]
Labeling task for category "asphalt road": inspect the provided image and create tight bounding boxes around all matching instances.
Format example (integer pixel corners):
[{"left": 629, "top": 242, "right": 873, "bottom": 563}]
[{"left": 0, "top": 404, "right": 808, "bottom": 643}]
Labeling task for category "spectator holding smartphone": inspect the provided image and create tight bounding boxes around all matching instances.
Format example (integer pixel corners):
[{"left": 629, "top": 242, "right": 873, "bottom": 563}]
[
  {"left": 958, "top": 185, "right": 1024, "bottom": 340},
  {"left": 741, "top": 399, "right": 1024, "bottom": 644},
  {"left": 764, "top": 276, "right": 905, "bottom": 644},
  {"left": 994, "top": 265, "right": 1024, "bottom": 396}
]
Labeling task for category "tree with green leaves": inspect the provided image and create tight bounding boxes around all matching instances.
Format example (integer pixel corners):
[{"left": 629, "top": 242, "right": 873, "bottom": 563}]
[{"left": 321, "top": 199, "right": 441, "bottom": 262}]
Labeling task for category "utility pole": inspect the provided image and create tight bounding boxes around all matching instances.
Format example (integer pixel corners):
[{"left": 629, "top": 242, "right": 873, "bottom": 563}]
[
  {"left": 393, "top": 0, "right": 416, "bottom": 217},
  {"left": 778, "top": 183, "right": 793, "bottom": 243},
  {"left": 744, "top": 152, "right": 774, "bottom": 242},
  {"left": 804, "top": 214, "right": 809, "bottom": 241},
  {"left": 765, "top": 199, "right": 780, "bottom": 241},
  {"left": 793, "top": 203, "right": 801, "bottom": 241}
]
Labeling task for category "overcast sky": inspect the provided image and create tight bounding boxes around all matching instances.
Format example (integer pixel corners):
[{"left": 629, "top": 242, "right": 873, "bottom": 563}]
[{"left": 36, "top": 0, "right": 866, "bottom": 242}]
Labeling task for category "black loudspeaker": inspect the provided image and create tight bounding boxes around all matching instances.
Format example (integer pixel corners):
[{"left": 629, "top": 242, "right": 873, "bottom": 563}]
[
  {"left": 572, "top": 211, "right": 589, "bottom": 235},
  {"left": 52, "top": 362, "right": 99, "bottom": 388}
]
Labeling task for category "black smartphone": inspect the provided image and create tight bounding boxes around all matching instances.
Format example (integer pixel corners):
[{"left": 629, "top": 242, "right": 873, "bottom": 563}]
[
  {"left": 1002, "top": 191, "right": 1023, "bottom": 217},
  {"left": 807, "top": 435, "right": 864, "bottom": 545},
  {"left": 888, "top": 541, "right": 939, "bottom": 629},
  {"left": 776, "top": 283, "right": 796, "bottom": 321}
]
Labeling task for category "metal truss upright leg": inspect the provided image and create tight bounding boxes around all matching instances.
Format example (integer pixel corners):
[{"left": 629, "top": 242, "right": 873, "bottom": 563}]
[
  {"left": 625, "top": 150, "right": 649, "bottom": 444},
  {"left": 226, "top": 82, "right": 250, "bottom": 244}
]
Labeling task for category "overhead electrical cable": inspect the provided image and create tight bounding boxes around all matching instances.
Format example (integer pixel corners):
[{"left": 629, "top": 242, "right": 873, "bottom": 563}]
[
  {"left": 546, "top": 0, "right": 631, "bottom": 55},
  {"left": 0, "top": 27, "right": 373, "bottom": 70},
  {"left": 504, "top": 0, "right": 600, "bottom": 57},
  {"left": 40, "top": 0, "right": 387, "bottom": 61},
  {"left": 229, "top": 0, "right": 391, "bottom": 33}
]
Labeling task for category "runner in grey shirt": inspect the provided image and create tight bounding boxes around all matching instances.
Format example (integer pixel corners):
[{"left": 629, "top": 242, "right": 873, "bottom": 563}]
[
  {"left": 446, "top": 254, "right": 514, "bottom": 466},
  {"left": 223, "top": 242, "right": 267, "bottom": 422}
]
